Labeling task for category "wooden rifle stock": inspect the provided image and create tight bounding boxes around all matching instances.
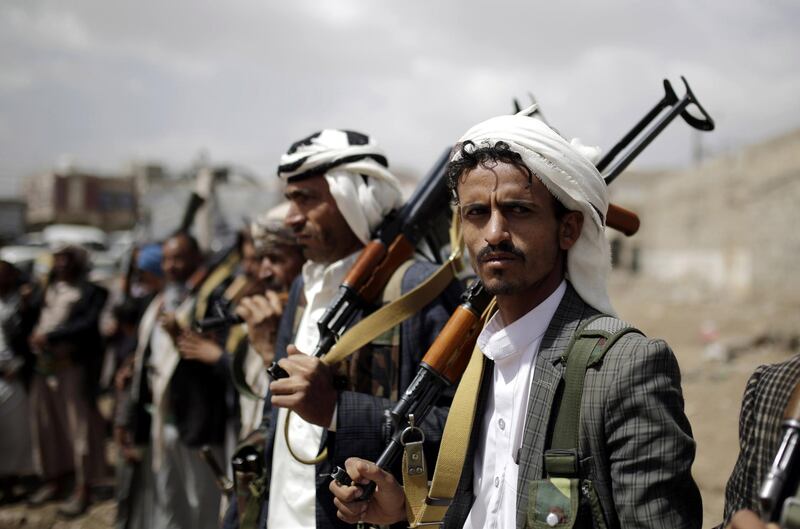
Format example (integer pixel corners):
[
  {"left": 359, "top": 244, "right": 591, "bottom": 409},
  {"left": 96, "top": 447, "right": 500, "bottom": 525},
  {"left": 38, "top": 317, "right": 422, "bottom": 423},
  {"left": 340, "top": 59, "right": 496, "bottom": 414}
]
[
  {"left": 607, "top": 203, "right": 640, "bottom": 237},
  {"left": 419, "top": 300, "right": 486, "bottom": 385},
  {"left": 342, "top": 235, "right": 417, "bottom": 300}
]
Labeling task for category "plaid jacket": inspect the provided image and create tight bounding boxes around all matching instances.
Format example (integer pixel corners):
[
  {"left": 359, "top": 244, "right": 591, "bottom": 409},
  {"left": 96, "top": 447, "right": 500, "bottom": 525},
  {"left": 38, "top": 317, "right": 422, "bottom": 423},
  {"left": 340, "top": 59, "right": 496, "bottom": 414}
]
[
  {"left": 444, "top": 283, "right": 702, "bottom": 529},
  {"left": 720, "top": 354, "right": 800, "bottom": 526}
]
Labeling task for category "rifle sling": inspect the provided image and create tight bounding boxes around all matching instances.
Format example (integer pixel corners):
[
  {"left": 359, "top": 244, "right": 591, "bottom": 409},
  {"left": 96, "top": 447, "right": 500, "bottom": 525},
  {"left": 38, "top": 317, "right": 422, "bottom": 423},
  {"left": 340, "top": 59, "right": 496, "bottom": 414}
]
[{"left": 285, "top": 254, "right": 457, "bottom": 465}]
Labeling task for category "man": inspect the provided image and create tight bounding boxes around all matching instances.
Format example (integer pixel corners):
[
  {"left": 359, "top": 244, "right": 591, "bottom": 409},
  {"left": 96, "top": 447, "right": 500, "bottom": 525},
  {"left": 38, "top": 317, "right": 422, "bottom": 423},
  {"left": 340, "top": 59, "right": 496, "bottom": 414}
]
[
  {"left": 125, "top": 232, "right": 230, "bottom": 529},
  {"left": 226, "top": 129, "right": 462, "bottom": 529},
  {"left": 234, "top": 207, "right": 305, "bottom": 437},
  {"left": 27, "top": 245, "right": 108, "bottom": 516},
  {"left": 0, "top": 260, "right": 37, "bottom": 503},
  {"left": 720, "top": 354, "right": 800, "bottom": 528},
  {"left": 330, "top": 112, "right": 702, "bottom": 528}
]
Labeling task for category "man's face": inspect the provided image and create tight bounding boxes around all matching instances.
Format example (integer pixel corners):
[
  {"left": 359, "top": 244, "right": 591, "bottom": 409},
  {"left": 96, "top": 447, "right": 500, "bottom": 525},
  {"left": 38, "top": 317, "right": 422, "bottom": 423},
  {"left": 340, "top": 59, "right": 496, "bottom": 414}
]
[
  {"left": 259, "top": 244, "right": 305, "bottom": 291},
  {"left": 458, "top": 161, "right": 582, "bottom": 303},
  {"left": 161, "top": 235, "right": 199, "bottom": 284},
  {"left": 52, "top": 251, "right": 78, "bottom": 281},
  {"left": 240, "top": 239, "right": 260, "bottom": 282},
  {"left": 283, "top": 174, "right": 362, "bottom": 263},
  {"left": 0, "top": 263, "right": 16, "bottom": 293}
]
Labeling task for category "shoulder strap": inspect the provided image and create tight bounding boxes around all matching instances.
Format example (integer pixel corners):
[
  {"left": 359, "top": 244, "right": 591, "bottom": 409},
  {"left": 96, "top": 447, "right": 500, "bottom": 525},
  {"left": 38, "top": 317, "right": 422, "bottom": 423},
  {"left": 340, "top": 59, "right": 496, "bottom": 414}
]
[
  {"left": 229, "top": 326, "right": 263, "bottom": 401},
  {"left": 322, "top": 257, "right": 457, "bottom": 366},
  {"left": 545, "top": 315, "right": 641, "bottom": 478}
]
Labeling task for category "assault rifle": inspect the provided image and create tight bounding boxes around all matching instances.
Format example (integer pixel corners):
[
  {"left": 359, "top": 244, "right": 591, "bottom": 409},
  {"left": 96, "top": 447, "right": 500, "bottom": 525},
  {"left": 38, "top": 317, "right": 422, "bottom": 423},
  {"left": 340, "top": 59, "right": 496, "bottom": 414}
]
[
  {"left": 333, "top": 75, "right": 715, "bottom": 497},
  {"left": 759, "top": 380, "right": 800, "bottom": 524}
]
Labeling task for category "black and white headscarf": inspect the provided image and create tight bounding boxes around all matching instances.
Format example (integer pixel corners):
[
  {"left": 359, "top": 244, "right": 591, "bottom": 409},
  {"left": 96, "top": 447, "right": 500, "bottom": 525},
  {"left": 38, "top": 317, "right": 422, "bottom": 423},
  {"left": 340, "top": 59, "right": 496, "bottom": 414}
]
[{"left": 278, "top": 129, "right": 403, "bottom": 244}]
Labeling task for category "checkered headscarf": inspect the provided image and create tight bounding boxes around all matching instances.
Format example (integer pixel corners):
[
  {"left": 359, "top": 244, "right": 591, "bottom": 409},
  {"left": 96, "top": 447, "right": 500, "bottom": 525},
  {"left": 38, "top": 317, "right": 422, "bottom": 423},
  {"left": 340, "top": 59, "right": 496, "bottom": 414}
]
[{"left": 278, "top": 129, "right": 403, "bottom": 245}]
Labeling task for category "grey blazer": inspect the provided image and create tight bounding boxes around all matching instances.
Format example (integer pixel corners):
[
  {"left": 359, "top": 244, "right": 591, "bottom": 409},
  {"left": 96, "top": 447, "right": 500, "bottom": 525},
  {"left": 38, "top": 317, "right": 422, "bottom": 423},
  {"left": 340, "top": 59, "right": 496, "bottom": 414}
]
[{"left": 444, "top": 283, "right": 702, "bottom": 529}]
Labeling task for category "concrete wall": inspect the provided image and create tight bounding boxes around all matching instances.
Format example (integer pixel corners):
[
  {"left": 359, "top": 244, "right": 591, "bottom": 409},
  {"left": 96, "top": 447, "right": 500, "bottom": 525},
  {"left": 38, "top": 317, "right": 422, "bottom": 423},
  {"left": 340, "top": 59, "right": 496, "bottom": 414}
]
[{"left": 610, "top": 129, "right": 800, "bottom": 304}]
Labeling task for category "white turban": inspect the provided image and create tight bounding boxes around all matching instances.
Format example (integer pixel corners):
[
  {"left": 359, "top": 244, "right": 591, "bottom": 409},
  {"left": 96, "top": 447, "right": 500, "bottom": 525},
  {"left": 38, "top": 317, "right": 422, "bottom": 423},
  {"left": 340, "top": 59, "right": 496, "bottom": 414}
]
[
  {"left": 278, "top": 129, "right": 403, "bottom": 245},
  {"left": 453, "top": 108, "right": 615, "bottom": 315}
]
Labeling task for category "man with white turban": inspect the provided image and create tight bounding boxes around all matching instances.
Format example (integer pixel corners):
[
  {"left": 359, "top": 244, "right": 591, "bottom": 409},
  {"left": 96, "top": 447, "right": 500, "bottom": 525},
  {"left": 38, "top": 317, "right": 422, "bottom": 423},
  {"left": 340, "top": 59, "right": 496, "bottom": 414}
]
[
  {"left": 330, "top": 113, "right": 702, "bottom": 529},
  {"left": 223, "top": 129, "right": 462, "bottom": 529}
]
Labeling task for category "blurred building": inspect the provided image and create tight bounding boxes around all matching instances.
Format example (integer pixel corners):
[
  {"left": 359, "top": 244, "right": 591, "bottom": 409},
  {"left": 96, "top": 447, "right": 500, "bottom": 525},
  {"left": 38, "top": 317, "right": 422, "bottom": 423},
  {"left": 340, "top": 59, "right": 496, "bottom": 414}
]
[
  {"left": 0, "top": 199, "right": 26, "bottom": 243},
  {"left": 609, "top": 128, "right": 800, "bottom": 304},
  {"left": 131, "top": 161, "right": 282, "bottom": 248},
  {"left": 24, "top": 170, "right": 137, "bottom": 230}
]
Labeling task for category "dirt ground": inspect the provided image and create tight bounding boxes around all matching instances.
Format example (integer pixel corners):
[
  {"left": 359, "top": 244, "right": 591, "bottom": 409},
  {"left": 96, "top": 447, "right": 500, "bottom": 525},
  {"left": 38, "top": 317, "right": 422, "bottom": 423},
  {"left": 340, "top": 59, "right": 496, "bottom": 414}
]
[
  {"left": 609, "top": 273, "right": 800, "bottom": 527},
  {"left": 2, "top": 272, "right": 798, "bottom": 528}
]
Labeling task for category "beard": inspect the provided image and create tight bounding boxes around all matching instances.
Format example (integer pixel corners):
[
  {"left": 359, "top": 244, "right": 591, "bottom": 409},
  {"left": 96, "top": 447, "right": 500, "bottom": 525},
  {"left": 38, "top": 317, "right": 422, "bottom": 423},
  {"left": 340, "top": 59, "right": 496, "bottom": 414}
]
[
  {"left": 476, "top": 241, "right": 528, "bottom": 296},
  {"left": 484, "top": 280, "right": 517, "bottom": 296}
]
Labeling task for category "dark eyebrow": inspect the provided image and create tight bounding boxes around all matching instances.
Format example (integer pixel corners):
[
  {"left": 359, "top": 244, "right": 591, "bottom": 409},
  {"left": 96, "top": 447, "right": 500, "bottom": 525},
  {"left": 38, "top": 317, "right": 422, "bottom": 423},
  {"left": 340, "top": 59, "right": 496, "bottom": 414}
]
[
  {"left": 498, "top": 198, "right": 539, "bottom": 209},
  {"left": 460, "top": 201, "right": 488, "bottom": 210},
  {"left": 284, "top": 188, "right": 315, "bottom": 200}
]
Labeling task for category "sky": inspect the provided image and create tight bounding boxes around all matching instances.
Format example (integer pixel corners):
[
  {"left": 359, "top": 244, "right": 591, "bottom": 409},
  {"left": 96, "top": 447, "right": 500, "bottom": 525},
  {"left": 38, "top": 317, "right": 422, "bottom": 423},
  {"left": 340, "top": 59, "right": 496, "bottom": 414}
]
[{"left": 1, "top": 0, "right": 799, "bottom": 197}]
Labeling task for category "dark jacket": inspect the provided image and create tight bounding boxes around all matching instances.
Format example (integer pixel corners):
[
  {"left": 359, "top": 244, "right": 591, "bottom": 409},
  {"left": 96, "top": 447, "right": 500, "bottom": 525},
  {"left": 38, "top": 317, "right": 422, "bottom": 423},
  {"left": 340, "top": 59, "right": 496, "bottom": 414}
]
[
  {"left": 40, "top": 280, "right": 108, "bottom": 398},
  {"left": 0, "top": 284, "right": 40, "bottom": 388}
]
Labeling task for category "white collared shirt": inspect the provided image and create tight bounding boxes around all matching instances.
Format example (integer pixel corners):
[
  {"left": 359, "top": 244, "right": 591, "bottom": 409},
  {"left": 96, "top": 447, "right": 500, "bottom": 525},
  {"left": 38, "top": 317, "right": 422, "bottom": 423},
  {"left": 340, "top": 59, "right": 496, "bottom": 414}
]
[
  {"left": 463, "top": 280, "right": 566, "bottom": 529},
  {"left": 267, "top": 252, "right": 359, "bottom": 529}
]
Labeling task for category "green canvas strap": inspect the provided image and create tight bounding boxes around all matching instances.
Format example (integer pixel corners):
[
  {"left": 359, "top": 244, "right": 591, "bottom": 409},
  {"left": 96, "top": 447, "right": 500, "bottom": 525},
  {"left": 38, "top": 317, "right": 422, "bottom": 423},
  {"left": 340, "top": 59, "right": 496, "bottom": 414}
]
[{"left": 545, "top": 315, "right": 640, "bottom": 478}]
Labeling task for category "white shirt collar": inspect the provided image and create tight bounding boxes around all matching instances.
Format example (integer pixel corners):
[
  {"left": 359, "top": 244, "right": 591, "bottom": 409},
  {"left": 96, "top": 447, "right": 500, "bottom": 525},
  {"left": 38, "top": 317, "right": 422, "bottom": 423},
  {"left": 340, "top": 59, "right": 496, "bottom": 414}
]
[
  {"left": 301, "top": 251, "right": 360, "bottom": 295},
  {"left": 477, "top": 280, "right": 566, "bottom": 363}
]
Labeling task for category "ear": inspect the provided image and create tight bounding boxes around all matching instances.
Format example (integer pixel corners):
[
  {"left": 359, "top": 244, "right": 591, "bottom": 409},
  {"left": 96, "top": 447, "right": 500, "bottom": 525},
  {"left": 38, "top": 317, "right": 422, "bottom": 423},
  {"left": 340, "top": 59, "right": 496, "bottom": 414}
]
[{"left": 558, "top": 211, "right": 583, "bottom": 251}]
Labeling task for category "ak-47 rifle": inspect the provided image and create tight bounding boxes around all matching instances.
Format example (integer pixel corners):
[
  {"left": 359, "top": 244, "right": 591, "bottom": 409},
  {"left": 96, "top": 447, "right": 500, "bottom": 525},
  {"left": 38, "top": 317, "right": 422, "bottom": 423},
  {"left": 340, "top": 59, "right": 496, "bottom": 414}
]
[
  {"left": 333, "top": 75, "right": 715, "bottom": 497},
  {"left": 759, "top": 380, "right": 800, "bottom": 525}
]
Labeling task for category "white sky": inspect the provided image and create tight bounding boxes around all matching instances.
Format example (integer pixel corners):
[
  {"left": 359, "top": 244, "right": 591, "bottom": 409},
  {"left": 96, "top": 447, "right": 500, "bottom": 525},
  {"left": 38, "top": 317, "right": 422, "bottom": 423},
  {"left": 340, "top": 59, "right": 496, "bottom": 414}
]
[{"left": 1, "top": 0, "right": 798, "bottom": 196}]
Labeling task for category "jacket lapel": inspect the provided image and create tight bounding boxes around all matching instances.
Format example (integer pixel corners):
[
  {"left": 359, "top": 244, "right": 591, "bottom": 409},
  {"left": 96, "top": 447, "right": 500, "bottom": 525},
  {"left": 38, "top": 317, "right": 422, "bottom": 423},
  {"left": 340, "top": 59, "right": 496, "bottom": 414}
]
[{"left": 515, "top": 284, "right": 591, "bottom": 529}]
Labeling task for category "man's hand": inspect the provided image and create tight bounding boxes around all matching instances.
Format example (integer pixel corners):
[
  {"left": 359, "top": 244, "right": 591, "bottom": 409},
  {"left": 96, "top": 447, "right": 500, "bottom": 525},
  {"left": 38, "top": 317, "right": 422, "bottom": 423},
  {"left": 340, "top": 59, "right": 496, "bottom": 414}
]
[
  {"left": 159, "top": 312, "right": 182, "bottom": 341},
  {"left": 114, "top": 358, "right": 134, "bottom": 391},
  {"left": 726, "top": 510, "right": 779, "bottom": 529},
  {"left": 29, "top": 332, "right": 47, "bottom": 351},
  {"left": 269, "top": 345, "right": 336, "bottom": 427},
  {"left": 113, "top": 426, "right": 141, "bottom": 463},
  {"left": 177, "top": 331, "right": 223, "bottom": 364},
  {"left": 236, "top": 291, "right": 284, "bottom": 365},
  {"left": 329, "top": 457, "right": 407, "bottom": 526}
]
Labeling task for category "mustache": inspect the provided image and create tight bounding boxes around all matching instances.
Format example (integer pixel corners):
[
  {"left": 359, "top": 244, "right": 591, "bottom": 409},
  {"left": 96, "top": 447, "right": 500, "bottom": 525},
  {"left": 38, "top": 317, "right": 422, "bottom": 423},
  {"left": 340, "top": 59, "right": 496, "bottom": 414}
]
[{"left": 476, "top": 241, "right": 526, "bottom": 262}]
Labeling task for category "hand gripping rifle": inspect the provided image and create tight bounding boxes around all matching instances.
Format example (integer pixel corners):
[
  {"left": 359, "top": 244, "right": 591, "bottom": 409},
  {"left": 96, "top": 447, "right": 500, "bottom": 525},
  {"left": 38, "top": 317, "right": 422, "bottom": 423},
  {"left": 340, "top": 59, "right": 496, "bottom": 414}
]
[
  {"left": 332, "top": 76, "right": 715, "bottom": 497},
  {"left": 759, "top": 380, "right": 800, "bottom": 524}
]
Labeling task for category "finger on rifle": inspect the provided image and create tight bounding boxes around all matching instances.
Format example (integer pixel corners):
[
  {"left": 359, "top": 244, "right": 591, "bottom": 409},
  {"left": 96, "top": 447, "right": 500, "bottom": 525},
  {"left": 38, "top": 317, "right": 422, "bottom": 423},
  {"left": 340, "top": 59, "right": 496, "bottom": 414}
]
[
  {"left": 268, "top": 372, "right": 302, "bottom": 395},
  {"left": 332, "top": 495, "right": 368, "bottom": 524},
  {"left": 234, "top": 299, "right": 254, "bottom": 320},
  {"left": 238, "top": 296, "right": 270, "bottom": 323},
  {"left": 286, "top": 344, "right": 305, "bottom": 357},
  {"left": 346, "top": 458, "right": 390, "bottom": 487},
  {"left": 264, "top": 289, "right": 285, "bottom": 315},
  {"left": 329, "top": 478, "right": 367, "bottom": 503}
]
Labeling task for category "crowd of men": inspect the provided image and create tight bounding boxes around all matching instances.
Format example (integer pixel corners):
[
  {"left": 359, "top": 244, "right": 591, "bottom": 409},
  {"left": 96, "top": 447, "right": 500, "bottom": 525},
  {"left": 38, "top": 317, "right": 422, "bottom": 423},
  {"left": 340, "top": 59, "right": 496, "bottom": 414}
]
[{"left": 0, "top": 109, "right": 798, "bottom": 529}]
